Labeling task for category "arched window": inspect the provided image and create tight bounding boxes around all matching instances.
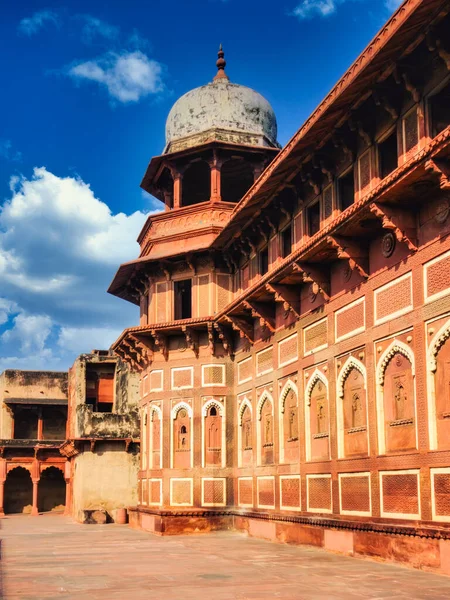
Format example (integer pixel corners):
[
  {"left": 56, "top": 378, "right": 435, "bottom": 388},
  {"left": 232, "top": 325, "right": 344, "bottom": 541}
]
[
  {"left": 182, "top": 161, "right": 211, "bottom": 206},
  {"left": 220, "top": 159, "right": 254, "bottom": 203}
]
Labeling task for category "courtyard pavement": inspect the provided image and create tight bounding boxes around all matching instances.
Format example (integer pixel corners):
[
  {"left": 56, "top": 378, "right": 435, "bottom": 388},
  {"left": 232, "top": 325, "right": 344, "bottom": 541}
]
[{"left": 1, "top": 515, "right": 450, "bottom": 599}]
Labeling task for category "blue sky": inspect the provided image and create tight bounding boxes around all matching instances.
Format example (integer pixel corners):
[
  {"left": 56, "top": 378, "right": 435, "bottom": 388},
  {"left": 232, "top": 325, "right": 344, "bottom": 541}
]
[{"left": 0, "top": 0, "right": 402, "bottom": 371}]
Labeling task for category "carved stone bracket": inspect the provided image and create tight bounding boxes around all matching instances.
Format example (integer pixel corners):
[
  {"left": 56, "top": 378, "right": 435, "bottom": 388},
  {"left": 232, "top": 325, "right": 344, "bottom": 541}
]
[
  {"left": 372, "top": 91, "right": 398, "bottom": 120},
  {"left": 150, "top": 330, "right": 169, "bottom": 361},
  {"left": 327, "top": 235, "right": 369, "bottom": 278},
  {"left": 348, "top": 117, "right": 371, "bottom": 146},
  {"left": 394, "top": 68, "right": 421, "bottom": 103},
  {"left": 425, "top": 158, "right": 450, "bottom": 190},
  {"left": 243, "top": 300, "right": 276, "bottom": 332},
  {"left": 265, "top": 283, "right": 301, "bottom": 318},
  {"left": 426, "top": 33, "right": 450, "bottom": 72},
  {"left": 369, "top": 202, "right": 418, "bottom": 251},
  {"left": 214, "top": 322, "right": 234, "bottom": 356},
  {"left": 182, "top": 326, "right": 199, "bottom": 358},
  {"left": 295, "top": 262, "right": 331, "bottom": 301},
  {"left": 225, "top": 315, "right": 254, "bottom": 344}
]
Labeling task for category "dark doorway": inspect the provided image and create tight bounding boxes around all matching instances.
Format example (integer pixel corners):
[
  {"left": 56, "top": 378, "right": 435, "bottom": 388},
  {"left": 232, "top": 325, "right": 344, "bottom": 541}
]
[
  {"left": 174, "top": 279, "right": 192, "bottom": 320},
  {"left": 38, "top": 467, "right": 65, "bottom": 513},
  {"left": 4, "top": 467, "right": 32, "bottom": 514}
]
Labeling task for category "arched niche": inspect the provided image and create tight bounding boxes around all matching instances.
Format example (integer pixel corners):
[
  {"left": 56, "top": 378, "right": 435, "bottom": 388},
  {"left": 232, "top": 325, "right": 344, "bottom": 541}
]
[
  {"left": 279, "top": 380, "right": 299, "bottom": 464},
  {"left": 376, "top": 340, "right": 416, "bottom": 455},
  {"left": 220, "top": 158, "right": 254, "bottom": 203},
  {"left": 202, "top": 399, "right": 225, "bottom": 467},
  {"left": 150, "top": 405, "right": 162, "bottom": 469},
  {"left": 305, "top": 370, "right": 329, "bottom": 462},
  {"left": 238, "top": 398, "right": 253, "bottom": 468},
  {"left": 427, "top": 319, "right": 450, "bottom": 450},
  {"left": 256, "top": 391, "right": 274, "bottom": 466},
  {"left": 182, "top": 161, "right": 211, "bottom": 206},
  {"left": 171, "top": 402, "right": 192, "bottom": 468},
  {"left": 336, "top": 357, "right": 368, "bottom": 459}
]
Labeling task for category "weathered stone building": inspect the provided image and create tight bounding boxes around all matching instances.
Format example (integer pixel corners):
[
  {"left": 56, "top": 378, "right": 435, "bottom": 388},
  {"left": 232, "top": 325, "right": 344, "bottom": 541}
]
[
  {"left": 0, "top": 351, "right": 139, "bottom": 522},
  {"left": 109, "top": 0, "right": 450, "bottom": 573}
]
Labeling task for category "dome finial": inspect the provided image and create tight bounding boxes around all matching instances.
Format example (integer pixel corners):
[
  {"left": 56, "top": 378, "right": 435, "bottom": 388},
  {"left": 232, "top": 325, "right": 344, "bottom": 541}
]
[{"left": 214, "top": 44, "right": 228, "bottom": 81}]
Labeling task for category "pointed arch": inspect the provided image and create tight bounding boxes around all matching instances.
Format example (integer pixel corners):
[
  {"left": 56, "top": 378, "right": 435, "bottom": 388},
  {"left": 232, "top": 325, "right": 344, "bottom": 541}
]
[
  {"left": 305, "top": 369, "right": 328, "bottom": 406},
  {"left": 150, "top": 404, "right": 162, "bottom": 469},
  {"left": 336, "top": 356, "right": 366, "bottom": 398},
  {"left": 279, "top": 379, "right": 299, "bottom": 413},
  {"left": 238, "top": 397, "right": 252, "bottom": 425},
  {"left": 171, "top": 401, "right": 193, "bottom": 420},
  {"left": 202, "top": 398, "right": 224, "bottom": 417},
  {"left": 256, "top": 389, "right": 274, "bottom": 420},
  {"left": 427, "top": 317, "right": 450, "bottom": 450},
  {"left": 279, "top": 379, "right": 299, "bottom": 464},
  {"left": 150, "top": 404, "right": 162, "bottom": 421},
  {"left": 375, "top": 338, "right": 416, "bottom": 455},
  {"left": 377, "top": 339, "right": 415, "bottom": 385},
  {"left": 428, "top": 318, "right": 450, "bottom": 373},
  {"left": 336, "top": 356, "right": 368, "bottom": 459}
]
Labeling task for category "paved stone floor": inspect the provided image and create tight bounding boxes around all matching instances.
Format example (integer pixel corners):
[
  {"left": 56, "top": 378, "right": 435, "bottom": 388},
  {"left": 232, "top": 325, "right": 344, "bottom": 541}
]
[{"left": 2, "top": 515, "right": 450, "bottom": 600}]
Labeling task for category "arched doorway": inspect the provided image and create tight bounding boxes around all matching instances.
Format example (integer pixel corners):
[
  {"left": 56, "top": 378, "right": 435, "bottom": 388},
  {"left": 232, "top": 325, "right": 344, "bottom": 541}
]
[
  {"left": 38, "top": 467, "right": 66, "bottom": 513},
  {"left": 4, "top": 467, "right": 32, "bottom": 514}
]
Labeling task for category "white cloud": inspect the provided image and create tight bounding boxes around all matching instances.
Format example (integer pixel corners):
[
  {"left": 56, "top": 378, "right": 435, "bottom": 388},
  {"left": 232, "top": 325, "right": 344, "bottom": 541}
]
[
  {"left": 384, "top": 0, "right": 402, "bottom": 11},
  {"left": 68, "top": 51, "right": 164, "bottom": 103},
  {"left": 57, "top": 326, "right": 123, "bottom": 355},
  {"left": 292, "top": 0, "right": 338, "bottom": 19},
  {"left": 18, "top": 10, "right": 60, "bottom": 36},
  {"left": 77, "top": 15, "right": 120, "bottom": 44},
  {"left": 0, "top": 167, "right": 159, "bottom": 370},
  {"left": 0, "top": 140, "right": 22, "bottom": 162},
  {"left": 2, "top": 313, "right": 52, "bottom": 355}
]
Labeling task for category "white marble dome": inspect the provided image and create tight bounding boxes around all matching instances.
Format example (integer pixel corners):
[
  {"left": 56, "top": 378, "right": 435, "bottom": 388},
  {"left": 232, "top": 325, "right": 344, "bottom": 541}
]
[{"left": 165, "top": 76, "right": 278, "bottom": 151}]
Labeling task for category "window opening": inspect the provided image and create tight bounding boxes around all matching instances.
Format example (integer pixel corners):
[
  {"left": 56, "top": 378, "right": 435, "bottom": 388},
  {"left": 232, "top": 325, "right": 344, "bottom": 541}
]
[
  {"left": 379, "top": 131, "right": 398, "bottom": 179},
  {"left": 429, "top": 81, "right": 450, "bottom": 138},
  {"left": 281, "top": 224, "right": 292, "bottom": 258},
  {"left": 174, "top": 279, "right": 192, "bottom": 320},
  {"left": 259, "top": 246, "right": 269, "bottom": 275},
  {"left": 307, "top": 202, "right": 321, "bottom": 236},
  {"left": 338, "top": 169, "right": 355, "bottom": 210}
]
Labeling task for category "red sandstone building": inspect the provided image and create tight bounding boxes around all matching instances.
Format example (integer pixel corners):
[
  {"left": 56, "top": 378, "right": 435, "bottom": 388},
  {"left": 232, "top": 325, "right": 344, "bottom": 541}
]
[{"left": 109, "top": 0, "right": 450, "bottom": 572}]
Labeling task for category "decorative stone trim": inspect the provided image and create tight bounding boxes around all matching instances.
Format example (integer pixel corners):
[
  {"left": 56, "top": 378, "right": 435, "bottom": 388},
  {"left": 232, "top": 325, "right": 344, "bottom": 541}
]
[
  {"left": 238, "top": 397, "right": 252, "bottom": 426},
  {"left": 336, "top": 356, "right": 366, "bottom": 399},
  {"left": 171, "top": 401, "right": 193, "bottom": 419},
  {"left": 279, "top": 379, "right": 298, "bottom": 414},
  {"left": 428, "top": 318, "right": 450, "bottom": 373},
  {"left": 256, "top": 389, "right": 274, "bottom": 421},
  {"left": 201, "top": 398, "right": 224, "bottom": 417},
  {"left": 305, "top": 369, "right": 328, "bottom": 406},
  {"left": 376, "top": 339, "right": 415, "bottom": 385}
]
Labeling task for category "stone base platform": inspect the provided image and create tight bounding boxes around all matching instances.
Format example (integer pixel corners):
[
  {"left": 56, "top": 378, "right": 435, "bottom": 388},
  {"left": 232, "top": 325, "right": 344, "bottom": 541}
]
[{"left": 129, "top": 506, "right": 450, "bottom": 576}]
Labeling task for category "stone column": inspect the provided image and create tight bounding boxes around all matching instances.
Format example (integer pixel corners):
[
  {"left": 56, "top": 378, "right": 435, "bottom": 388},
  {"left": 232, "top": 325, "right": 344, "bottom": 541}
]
[
  {"left": 37, "top": 408, "right": 43, "bottom": 441},
  {"left": 64, "top": 479, "right": 71, "bottom": 516},
  {"left": 31, "top": 477, "right": 39, "bottom": 516},
  {"left": 210, "top": 163, "right": 221, "bottom": 202},
  {"left": 173, "top": 173, "right": 182, "bottom": 209},
  {"left": 0, "top": 480, "right": 5, "bottom": 517}
]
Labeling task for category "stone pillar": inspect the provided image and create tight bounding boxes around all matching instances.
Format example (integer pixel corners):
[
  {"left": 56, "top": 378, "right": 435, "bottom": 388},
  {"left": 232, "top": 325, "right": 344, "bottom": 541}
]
[
  {"left": 173, "top": 173, "right": 182, "bottom": 209},
  {"left": 37, "top": 408, "right": 43, "bottom": 441},
  {"left": 64, "top": 461, "right": 72, "bottom": 516},
  {"left": 31, "top": 479, "right": 39, "bottom": 516},
  {"left": 0, "top": 480, "right": 5, "bottom": 517},
  {"left": 210, "top": 164, "right": 221, "bottom": 202}
]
